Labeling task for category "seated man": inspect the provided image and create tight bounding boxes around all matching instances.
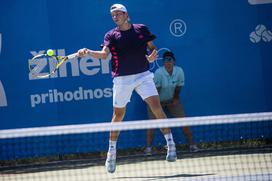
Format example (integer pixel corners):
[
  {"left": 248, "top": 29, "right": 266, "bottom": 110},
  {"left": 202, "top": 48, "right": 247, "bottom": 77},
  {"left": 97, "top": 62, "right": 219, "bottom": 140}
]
[{"left": 145, "top": 51, "right": 199, "bottom": 155}]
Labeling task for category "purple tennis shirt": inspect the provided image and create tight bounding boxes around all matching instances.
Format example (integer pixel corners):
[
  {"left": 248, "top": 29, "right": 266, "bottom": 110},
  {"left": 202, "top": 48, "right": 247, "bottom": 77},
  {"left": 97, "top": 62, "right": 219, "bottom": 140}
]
[{"left": 101, "top": 24, "right": 156, "bottom": 77}]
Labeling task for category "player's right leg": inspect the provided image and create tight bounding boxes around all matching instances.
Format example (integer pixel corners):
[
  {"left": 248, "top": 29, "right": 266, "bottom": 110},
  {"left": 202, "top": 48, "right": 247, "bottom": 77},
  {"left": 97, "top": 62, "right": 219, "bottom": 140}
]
[
  {"left": 105, "top": 107, "right": 126, "bottom": 173},
  {"left": 106, "top": 79, "right": 133, "bottom": 173}
]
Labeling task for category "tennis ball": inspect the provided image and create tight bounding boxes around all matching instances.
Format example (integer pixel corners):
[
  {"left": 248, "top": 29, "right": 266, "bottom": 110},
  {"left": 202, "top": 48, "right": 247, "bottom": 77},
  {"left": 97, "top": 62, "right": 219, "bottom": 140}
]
[{"left": 47, "top": 49, "right": 54, "bottom": 56}]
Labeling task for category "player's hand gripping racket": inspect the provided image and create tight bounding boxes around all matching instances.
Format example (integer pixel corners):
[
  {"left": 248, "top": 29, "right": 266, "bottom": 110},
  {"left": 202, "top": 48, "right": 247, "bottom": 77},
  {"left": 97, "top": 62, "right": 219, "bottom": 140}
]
[{"left": 29, "top": 49, "right": 78, "bottom": 78}]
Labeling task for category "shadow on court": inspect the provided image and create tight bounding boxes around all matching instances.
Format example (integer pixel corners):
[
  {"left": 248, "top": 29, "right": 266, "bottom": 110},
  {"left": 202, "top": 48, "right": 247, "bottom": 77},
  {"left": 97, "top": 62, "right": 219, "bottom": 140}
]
[
  {"left": 0, "top": 146, "right": 271, "bottom": 175},
  {"left": 114, "top": 173, "right": 214, "bottom": 181}
]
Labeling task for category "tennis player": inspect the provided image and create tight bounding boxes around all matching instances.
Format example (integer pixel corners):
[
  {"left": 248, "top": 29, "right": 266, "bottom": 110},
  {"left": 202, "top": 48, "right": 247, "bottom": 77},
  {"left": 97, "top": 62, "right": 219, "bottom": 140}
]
[{"left": 77, "top": 4, "right": 177, "bottom": 173}]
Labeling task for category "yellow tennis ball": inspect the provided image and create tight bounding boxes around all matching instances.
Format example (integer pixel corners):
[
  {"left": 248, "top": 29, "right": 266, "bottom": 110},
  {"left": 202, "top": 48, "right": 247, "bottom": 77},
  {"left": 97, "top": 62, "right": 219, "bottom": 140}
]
[{"left": 47, "top": 49, "right": 54, "bottom": 56}]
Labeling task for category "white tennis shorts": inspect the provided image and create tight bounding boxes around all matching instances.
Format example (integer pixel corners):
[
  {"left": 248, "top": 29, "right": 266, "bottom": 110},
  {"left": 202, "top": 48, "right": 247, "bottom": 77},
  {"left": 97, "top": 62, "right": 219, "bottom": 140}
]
[{"left": 112, "top": 71, "right": 158, "bottom": 108}]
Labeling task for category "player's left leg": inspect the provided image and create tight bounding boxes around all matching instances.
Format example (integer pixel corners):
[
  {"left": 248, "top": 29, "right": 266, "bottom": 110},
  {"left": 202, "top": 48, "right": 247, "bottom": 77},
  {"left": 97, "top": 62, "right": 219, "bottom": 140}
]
[
  {"left": 136, "top": 77, "right": 177, "bottom": 162},
  {"left": 168, "top": 103, "right": 199, "bottom": 152},
  {"left": 145, "top": 96, "right": 177, "bottom": 161}
]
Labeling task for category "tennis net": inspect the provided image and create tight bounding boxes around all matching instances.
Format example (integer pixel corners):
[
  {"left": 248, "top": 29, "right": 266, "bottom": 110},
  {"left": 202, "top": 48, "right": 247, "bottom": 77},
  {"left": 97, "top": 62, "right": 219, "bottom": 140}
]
[{"left": 0, "top": 112, "right": 272, "bottom": 181}]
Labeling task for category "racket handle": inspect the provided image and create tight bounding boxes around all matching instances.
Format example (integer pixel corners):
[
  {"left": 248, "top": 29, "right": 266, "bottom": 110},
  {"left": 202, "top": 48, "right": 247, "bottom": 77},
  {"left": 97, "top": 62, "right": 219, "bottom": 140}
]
[{"left": 67, "top": 53, "right": 78, "bottom": 59}]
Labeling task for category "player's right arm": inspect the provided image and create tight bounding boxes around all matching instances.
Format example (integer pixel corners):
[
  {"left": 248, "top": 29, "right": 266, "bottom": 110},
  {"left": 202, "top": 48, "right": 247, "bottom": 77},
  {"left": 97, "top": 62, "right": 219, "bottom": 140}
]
[{"left": 77, "top": 46, "right": 110, "bottom": 59}]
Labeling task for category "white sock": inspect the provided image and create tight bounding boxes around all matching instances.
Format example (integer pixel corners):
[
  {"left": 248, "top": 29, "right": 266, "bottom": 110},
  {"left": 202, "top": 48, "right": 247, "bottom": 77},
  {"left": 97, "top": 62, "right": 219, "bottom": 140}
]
[
  {"left": 164, "top": 133, "right": 175, "bottom": 148},
  {"left": 108, "top": 140, "right": 117, "bottom": 154}
]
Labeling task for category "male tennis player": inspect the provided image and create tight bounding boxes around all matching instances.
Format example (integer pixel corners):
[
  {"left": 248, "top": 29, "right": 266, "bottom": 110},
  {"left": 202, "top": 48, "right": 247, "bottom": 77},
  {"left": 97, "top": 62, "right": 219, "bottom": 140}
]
[{"left": 77, "top": 4, "right": 177, "bottom": 173}]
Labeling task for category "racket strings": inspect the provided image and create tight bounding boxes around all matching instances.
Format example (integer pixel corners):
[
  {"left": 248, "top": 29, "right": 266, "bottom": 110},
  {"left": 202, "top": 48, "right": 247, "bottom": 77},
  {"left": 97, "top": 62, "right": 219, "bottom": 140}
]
[
  {"left": 29, "top": 55, "right": 58, "bottom": 77},
  {"left": 29, "top": 53, "right": 72, "bottom": 78}
]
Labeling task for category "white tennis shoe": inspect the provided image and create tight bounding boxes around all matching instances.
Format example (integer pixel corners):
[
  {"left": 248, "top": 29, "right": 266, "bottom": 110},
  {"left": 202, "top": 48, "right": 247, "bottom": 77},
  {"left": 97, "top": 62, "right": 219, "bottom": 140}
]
[
  {"left": 105, "top": 152, "right": 116, "bottom": 173},
  {"left": 166, "top": 144, "right": 177, "bottom": 162}
]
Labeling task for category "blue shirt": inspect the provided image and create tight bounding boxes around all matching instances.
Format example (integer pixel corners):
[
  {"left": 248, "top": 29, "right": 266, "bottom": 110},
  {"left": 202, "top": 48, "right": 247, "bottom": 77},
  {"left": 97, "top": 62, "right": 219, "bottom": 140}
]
[
  {"left": 154, "top": 66, "right": 185, "bottom": 101},
  {"left": 102, "top": 24, "right": 156, "bottom": 77}
]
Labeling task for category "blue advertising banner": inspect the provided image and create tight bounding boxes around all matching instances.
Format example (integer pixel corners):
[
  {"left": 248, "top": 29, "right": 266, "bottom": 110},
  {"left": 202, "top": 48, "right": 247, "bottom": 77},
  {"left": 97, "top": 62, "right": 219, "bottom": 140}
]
[{"left": 0, "top": 0, "right": 271, "bottom": 160}]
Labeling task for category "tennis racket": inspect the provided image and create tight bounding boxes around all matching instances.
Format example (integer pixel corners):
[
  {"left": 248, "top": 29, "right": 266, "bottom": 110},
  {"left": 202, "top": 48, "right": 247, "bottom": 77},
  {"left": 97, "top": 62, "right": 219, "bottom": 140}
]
[{"left": 29, "top": 52, "right": 77, "bottom": 78}]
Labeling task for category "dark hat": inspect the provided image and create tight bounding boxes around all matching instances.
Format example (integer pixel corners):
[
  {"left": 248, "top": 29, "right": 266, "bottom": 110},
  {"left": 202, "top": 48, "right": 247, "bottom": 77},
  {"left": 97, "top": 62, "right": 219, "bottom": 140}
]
[{"left": 163, "top": 51, "right": 175, "bottom": 60}]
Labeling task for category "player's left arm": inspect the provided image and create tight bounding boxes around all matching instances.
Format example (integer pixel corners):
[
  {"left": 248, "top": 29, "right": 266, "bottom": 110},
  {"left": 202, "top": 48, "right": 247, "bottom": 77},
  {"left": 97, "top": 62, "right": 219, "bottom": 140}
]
[{"left": 146, "top": 41, "right": 158, "bottom": 62}]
